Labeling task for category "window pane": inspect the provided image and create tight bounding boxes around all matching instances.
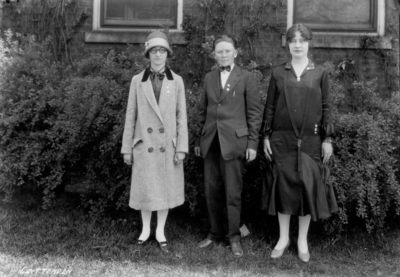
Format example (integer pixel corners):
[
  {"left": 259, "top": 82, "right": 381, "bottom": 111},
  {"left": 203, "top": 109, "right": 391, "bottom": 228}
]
[
  {"left": 101, "top": 0, "right": 178, "bottom": 28},
  {"left": 294, "top": 0, "right": 376, "bottom": 32}
]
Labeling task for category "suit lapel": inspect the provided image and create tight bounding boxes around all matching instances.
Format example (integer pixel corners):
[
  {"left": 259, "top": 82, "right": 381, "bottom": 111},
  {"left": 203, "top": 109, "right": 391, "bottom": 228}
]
[
  {"left": 210, "top": 69, "right": 221, "bottom": 99},
  {"left": 219, "top": 65, "right": 241, "bottom": 101}
]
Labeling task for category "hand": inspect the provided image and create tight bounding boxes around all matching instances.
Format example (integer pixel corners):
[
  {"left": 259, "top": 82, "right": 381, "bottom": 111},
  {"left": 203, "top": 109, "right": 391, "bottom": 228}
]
[
  {"left": 263, "top": 138, "right": 272, "bottom": 161},
  {"left": 246, "top": 148, "right": 257, "bottom": 162},
  {"left": 322, "top": 142, "right": 333, "bottom": 164},
  {"left": 194, "top": 146, "right": 201, "bottom": 157},
  {"left": 174, "top": 152, "right": 186, "bottom": 165},
  {"left": 123, "top": 154, "right": 133, "bottom": 165}
]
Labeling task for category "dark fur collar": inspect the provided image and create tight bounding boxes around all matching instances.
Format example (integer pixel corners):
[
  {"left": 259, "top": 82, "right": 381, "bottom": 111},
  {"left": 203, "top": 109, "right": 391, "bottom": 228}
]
[{"left": 141, "top": 66, "right": 174, "bottom": 82}]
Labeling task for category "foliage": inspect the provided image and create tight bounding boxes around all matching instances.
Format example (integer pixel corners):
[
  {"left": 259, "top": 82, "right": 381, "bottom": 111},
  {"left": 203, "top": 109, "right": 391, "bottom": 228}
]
[
  {"left": 1, "top": 18, "right": 400, "bottom": 234},
  {"left": 0, "top": 31, "right": 66, "bottom": 208},
  {"left": 0, "top": 32, "right": 141, "bottom": 210},
  {"left": 176, "top": 0, "right": 282, "bottom": 87},
  {"left": 322, "top": 62, "right": 400, "bottom": 234},
  {"left": 3, "top": 0, "right": 88, "bottom": 65}
]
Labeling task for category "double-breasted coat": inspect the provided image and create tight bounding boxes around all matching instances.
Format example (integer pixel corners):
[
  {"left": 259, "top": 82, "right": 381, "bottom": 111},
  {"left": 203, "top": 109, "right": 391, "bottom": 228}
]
[{"left": 121, "top": 67, "right": 188, "bottom": 211}]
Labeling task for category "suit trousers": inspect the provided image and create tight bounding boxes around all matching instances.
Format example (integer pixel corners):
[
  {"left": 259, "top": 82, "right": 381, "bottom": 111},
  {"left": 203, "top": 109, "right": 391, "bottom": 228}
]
[{"left": 204, "top": 133, "right": 244, "bottom": 243}]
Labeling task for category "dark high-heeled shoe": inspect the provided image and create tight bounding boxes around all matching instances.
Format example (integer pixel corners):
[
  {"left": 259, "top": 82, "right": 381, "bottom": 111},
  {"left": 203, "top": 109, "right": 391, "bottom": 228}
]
[
  {"left": 136, "top": 239, "right": 147, "bottom": 246},
  {"left": 157, "top": 241, "right": 170, "bottom": 253}
]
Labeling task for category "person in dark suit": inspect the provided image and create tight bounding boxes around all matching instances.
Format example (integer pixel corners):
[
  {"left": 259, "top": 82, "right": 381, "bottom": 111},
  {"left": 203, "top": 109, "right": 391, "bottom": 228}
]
[{"left": 194, "top": 35, "right": 262, "bottom": 258}]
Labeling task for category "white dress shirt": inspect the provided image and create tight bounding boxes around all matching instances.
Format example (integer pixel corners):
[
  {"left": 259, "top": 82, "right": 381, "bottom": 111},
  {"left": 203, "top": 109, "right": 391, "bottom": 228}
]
[{"left": 220, "top": 64, "right": 235, "bottom": 88}]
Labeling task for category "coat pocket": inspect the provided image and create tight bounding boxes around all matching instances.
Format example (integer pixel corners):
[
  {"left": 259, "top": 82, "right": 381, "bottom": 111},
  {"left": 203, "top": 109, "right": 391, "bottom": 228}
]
[
  {"left": 172, "top": 138, "right": 177, "bottom": 148},
  {"left": 131, "top": 138, "right": 143, "bottom": 148},
  {"left": 235, "top": 128, "right": 249, "bottom": 138}
]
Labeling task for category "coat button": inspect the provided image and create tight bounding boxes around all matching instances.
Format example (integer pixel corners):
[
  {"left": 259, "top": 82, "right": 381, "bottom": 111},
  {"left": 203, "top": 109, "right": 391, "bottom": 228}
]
[
  {"left": 160, "top": 147, "right": 165, "bottom": 152},
  {"left": 159, "top": 127, "right": 165, "bottom": 133},
  {"left": 148, "top": 147, "right": 154, "bottom": 153},
  {"left": 147, "top": 128, "right": 153, "bottom": 133},
  {"left": 218, "top": 103, "right": 221, "bottom": 106}
]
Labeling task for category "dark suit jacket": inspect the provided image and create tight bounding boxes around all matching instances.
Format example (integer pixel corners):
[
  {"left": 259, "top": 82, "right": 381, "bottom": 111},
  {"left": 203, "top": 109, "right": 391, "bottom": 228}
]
[{"left": 195, "top": 65, "right": 262, "bottom": 160}]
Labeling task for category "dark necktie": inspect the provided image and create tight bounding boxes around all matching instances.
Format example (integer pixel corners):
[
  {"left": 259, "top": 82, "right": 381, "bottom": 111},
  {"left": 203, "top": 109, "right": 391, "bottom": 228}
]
[
  {"left": 219, "top": 65, "right": 231, "bottom": 72},
  {"left": 150, "top": 72, "right": 165, "bottom": 80}
]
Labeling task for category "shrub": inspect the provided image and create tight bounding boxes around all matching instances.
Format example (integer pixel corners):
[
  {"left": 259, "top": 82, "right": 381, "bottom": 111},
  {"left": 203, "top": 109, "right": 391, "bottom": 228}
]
[
  {"left": 1, "top": 31, "right": 399, "bottom": 234},
  {"left": 323, "top": 61, "right": 400, "bottom": 233},
  {"left": 0, "top": 31, "right": 66, "bottom": 208}
]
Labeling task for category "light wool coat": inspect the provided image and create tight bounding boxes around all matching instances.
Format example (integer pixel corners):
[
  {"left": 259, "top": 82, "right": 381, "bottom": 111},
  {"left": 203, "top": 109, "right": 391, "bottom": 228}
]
[{"left": 121, "top": 67, "right": 188, "bottom": 211}]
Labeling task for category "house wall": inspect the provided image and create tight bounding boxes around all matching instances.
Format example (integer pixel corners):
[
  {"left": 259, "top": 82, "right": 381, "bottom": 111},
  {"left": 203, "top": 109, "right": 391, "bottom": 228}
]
[{"left": 1, "top": 0, "right": 399, "bottom": 91}]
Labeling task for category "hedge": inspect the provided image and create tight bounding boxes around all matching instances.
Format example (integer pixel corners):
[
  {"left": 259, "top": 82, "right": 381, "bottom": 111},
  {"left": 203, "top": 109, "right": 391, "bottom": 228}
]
[{"left": 1, "top": 31, "right": 400, "bottom": 234}]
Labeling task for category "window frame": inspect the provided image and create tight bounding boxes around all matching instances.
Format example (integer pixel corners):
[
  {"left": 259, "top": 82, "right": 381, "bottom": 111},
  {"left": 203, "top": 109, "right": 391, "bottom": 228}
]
[
  {"left": 92, "top": 0, "right": 183, "bottom": 32},
  {"left": 284, "top": 0, "right": 390, "bottom": 49},
  {"left": 287, "top": 0, "right": 385, "bottom": 36}
]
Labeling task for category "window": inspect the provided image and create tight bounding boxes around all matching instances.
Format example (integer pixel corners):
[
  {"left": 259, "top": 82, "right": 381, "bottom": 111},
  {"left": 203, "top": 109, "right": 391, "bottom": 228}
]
[
  {"left": 86, "top": 0, "right": 184, "bottom": 43},
  {"left": 101, "top": 0, "right": 178, "bottom": 29},
  {"left": 287, "top": 0, "right": 385, "bottom": 35},
  {"left": 284, "top": 0, "right": 390, "bottom": 49},
  {"left": 92, "top": 0, "right": 183, "bottom": 32}
]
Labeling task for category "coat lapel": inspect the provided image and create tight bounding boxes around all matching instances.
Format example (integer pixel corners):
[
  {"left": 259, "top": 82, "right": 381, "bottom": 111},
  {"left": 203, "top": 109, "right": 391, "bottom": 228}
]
[
  {"left": 219, "top": 65, "right": 241, "bottom": 101},
  {"left": 210, "top": 69, "right": 221, "bottom": 99},
  {"left": 141, "top": 68, "right": 163, "bottom": 123}
]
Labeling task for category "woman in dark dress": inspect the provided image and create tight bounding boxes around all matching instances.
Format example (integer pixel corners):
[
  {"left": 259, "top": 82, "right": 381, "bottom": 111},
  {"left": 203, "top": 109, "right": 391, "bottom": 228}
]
[{"left": 262, "top": 24, "right": 338, "bottom": 262}]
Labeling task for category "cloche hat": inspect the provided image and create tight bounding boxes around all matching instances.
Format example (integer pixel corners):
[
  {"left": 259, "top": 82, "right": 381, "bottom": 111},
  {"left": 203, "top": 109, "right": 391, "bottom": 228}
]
[{"left": 143, "top": 31, "right": 173, "bottom": 58}]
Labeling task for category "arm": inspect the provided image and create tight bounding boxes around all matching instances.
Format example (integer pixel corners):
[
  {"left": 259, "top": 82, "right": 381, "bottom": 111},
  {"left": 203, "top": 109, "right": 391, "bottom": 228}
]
[
  {"left": 194, "top": 78, "right": 208, "bottom": 156},
  {"left": 321, "top": 68, "right": 334, "bottom": 139},
  {"left": 320, "top": 68, "right": 334, "bottom": 163},
  {"left": 244, "top": 72, "right": 263, "bottom": 162},
  {"left": 261, "top": 73, "right": 277, "bottom": 139},
  {"left": 262, "top": 73, "right": 277, "bottom": 161},
  {"left": 121, "top": 77, "right": 138, "bottom": 164},
  {"left": 175, "top": 76, "right": 189, "bottom": 164},
  {"left": 245, "top": 72, "right": 263, "bottom": 151}
]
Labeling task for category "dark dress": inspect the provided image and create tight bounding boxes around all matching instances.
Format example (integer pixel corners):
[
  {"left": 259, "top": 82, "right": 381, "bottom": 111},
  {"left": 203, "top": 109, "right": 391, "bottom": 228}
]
[{"left": 261, "top": 60, "right": 338, "bottom": 221}]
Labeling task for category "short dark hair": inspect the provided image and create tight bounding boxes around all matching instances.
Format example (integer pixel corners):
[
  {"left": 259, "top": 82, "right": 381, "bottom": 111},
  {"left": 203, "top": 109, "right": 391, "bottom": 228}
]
[
  {"left": 285, "top": 23, "right": 313, "bottom": 48},
  {"left": 213, "top": 35, "right": 238, "bottom": 50}
]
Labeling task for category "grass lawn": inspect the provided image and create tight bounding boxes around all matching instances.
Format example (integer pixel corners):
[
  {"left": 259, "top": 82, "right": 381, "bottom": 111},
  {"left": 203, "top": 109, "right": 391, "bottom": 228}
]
[{"left": 0, "top": 196, "right": 399, "bottom": 277}]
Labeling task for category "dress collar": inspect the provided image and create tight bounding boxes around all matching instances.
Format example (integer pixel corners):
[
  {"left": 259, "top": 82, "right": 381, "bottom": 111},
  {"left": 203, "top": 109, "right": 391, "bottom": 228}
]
[
  {"left": 285, "top": 59, "right": 315, "bottom": 70},
  {"left": 142, "top": 66, "right": 174, "bottom": 82}
]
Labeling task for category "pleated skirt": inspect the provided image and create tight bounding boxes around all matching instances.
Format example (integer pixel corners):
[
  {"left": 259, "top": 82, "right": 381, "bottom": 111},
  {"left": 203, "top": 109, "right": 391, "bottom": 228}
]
[{"left": 262, "top": 133, "right": 338, "bottom": 221}]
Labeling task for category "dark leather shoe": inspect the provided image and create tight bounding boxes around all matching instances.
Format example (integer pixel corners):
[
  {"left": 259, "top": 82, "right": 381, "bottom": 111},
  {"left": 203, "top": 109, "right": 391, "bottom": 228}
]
[
  {"left": 230, "top": 241, "right": 243, "bottom": 258},
  {"left": 197, "top": 238, "right": 214, "bottom": 248},
  {"left": 136, "top": 240, "right": 146, "bottom": 245},
  {"left": 158, "top": 241, "right": 170, "bottom": 253}
]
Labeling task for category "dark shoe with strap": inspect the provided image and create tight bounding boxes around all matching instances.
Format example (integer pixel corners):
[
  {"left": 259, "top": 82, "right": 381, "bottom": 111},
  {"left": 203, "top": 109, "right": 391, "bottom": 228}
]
[
  {"left": 157, "top": 241, "right": 170, "bottom": 253},
  {"left": 136, "top": 240, "right": 146, "bottom": 246},
  {"left": 230, "top": 241, "right": 243, "bottom": 258},
  {"left": 197, "top": 238, "right": 215, "bottom": 248}
]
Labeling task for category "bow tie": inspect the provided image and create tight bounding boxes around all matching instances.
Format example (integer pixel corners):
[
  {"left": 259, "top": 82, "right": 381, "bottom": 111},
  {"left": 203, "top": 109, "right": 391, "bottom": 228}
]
[
  {"left": 219, "top": 65, "right": 231, "bottom": 72},
  {"left": 150, "top": 72, "right": 165, "bottom": 81}
]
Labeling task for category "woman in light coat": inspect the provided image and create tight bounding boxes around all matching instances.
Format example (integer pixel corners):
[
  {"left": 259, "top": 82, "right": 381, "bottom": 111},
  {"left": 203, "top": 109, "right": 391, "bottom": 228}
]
[{"left": 121, "top": 31, "right": 188, "bottom": 253}]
